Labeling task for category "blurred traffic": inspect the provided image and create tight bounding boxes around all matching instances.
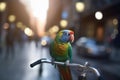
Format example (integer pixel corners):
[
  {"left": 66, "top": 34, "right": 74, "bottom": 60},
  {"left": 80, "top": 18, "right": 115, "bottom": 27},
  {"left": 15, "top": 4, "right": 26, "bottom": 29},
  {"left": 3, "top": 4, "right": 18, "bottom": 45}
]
[{"left": 75, "top": 37, "right": 111, "bottom": 58}]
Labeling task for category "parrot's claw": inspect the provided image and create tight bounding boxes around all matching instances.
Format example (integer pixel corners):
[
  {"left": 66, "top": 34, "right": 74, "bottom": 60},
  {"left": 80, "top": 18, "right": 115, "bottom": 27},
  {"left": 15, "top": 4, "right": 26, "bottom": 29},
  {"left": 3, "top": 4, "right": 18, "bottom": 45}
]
[
  {"left": 64, "top": 60, "right": 70, "bottom": 66},
  {"left": 51, "top": 58, "right": 55, "bottom": 65},
  {"left": 51, "top": 58, "right": 57, "bottom": 68}
]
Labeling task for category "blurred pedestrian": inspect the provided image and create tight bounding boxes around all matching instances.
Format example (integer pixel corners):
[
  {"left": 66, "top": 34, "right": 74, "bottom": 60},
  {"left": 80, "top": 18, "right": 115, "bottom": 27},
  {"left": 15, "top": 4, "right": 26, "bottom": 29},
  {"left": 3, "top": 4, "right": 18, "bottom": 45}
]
[
  {"left": 5, "top": 26, "right": 15, "bottom": 59},
  {"left": 34, "top": 35, "right": 40, "bottom": 48}
]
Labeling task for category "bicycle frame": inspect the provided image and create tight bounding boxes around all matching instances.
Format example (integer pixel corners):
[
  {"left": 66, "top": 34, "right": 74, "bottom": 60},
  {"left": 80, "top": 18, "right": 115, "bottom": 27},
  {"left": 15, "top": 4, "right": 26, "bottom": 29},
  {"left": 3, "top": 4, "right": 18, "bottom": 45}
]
[{"left": 30, "top": 58, "right": 103, "bottom": 80}]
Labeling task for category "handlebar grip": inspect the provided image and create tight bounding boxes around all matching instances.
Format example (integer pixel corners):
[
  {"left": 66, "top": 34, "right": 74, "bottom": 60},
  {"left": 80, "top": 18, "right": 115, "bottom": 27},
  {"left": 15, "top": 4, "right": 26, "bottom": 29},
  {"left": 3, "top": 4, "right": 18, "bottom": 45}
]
[{"left": 30, "top": 60, "right": 41, "bottom": 68}]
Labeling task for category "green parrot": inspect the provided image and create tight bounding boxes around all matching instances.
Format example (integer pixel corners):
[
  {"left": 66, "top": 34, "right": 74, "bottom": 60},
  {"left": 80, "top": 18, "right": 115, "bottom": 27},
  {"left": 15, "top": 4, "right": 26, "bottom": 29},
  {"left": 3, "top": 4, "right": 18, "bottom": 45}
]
[{"left": 49, "top": 30, "right": 74, "bottom": 80}]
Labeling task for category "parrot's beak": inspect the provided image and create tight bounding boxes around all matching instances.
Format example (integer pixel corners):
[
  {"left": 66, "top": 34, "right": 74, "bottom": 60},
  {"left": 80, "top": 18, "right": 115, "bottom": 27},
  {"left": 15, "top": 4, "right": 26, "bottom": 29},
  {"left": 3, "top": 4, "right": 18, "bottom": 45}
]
[{"left": 69, "top": 31, "right": 74, "bottom": 43}]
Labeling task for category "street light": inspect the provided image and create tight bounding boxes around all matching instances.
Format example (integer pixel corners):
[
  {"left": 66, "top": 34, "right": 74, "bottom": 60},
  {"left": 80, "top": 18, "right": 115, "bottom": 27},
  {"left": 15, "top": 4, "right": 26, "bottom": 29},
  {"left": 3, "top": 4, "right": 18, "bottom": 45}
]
[
  {"left": 24, "top": 27, "right": 34, "bottom": 37},
  {"left": 49, "top": 25, "right": 59, "bottom": 34},
  {"left": 60, "top": 19, "right": 68, "bottom": 28},
  {"left": 0, "top": 2, "right": 6, "bottom": 12},
  {"left": 8, "top": 15, "right": 16, "bottom": 22},
  {"left": 16, "top": 22, "right": 23, "bottom": 28},
  {"left": 75, "top": 2, "right": 85, "bottom": 12},
  {"left": 113, "top": 18, "right": 118, "bottom": 26},
  {"left": 95, "top": 11, "right": 103, "bottom": 20},
  {"left": 0, "top": 2, "right": 7, "bottom": 23}
]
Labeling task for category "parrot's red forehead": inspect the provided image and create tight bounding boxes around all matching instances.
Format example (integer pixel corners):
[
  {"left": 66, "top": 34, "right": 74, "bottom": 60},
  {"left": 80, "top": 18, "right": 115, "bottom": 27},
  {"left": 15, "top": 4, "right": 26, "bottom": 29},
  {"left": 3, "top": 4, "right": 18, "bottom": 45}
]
[{"left": 70, "top": 31, "right": 74, "bottom": 34}]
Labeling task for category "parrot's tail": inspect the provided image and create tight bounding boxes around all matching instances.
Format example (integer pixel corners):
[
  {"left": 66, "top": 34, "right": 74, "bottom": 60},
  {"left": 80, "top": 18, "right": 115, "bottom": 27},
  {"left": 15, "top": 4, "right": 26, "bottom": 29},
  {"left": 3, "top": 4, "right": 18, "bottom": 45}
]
[{"left": 57, "top": 65, "right": 72, "bottom": 80}]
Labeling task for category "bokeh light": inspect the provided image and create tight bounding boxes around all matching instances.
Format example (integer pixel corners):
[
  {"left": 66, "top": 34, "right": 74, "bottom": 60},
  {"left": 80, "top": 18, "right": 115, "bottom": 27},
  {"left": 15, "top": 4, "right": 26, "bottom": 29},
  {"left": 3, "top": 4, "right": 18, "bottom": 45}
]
[
  {"left": 60, "top": 20, "right": 68, "bottom": 28},
  {"left": 95, "top": 11, "right": 103, "bottom": 20},
  {"left": 75, "top": 2, "right": 85, "bottom": 12},
  {"left": 113, "top": 18, "right": 118, "bottom": 26},
  {"left": 8, "top": 15, "right": 16, "bottom": 22},
  {"left": 3, "top": 23, "right": 9, "bottom": 30},
  {"left": 41, "top": 40, "right": 47, "bottom": 46},
  {"left": 16, "top": 22, "right": 23, "bottom": 28},
  {"left": 0, "top": 2, "right": 6, "bottom": 12},
  {"left": 24, "top": 27, "right": 34, "bottom": 36},
  {"left": 48, "top": 25, "right": 59, "bottom": 34}
]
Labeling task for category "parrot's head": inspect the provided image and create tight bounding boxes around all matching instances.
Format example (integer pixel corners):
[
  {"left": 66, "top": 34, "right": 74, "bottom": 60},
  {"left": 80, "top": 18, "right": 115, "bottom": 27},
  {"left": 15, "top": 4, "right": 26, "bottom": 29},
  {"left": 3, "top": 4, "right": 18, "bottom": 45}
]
[{"left": 56, "top": 30, "right": 74, "bottom": 43}]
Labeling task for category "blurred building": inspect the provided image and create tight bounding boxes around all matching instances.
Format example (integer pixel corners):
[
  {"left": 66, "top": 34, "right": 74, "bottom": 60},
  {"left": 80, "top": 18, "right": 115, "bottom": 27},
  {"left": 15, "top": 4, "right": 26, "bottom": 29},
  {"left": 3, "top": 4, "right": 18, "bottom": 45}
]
[
  {"left": 72, "top": 0, "right": 120, "bottom": 61},
  {"left": 74, "top": 0, "right": 120, "bottom": 42},
  {"left": 42, "top": 0, "right": 120, "bottom": 45}
]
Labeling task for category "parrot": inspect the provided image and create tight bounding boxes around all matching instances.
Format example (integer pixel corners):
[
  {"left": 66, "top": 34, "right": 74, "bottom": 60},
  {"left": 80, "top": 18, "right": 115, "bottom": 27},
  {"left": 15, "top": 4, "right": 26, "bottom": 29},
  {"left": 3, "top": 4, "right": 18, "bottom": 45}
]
[{"left": 49, "top": 29, "right": 74, "bottom": 80}]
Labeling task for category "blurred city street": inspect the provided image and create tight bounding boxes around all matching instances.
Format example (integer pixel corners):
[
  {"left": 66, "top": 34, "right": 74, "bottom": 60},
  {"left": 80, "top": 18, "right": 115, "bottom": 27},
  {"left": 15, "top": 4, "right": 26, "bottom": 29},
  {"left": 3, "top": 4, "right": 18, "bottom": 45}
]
[
  {"left": 0, "top": 41, "right": 120, "bottom": 80},
  {"left": 0, "top": 41, "right": 59, "bottom": 80},
  {"left": 1, "top": 0, "right": 120, "bottom": 80}
]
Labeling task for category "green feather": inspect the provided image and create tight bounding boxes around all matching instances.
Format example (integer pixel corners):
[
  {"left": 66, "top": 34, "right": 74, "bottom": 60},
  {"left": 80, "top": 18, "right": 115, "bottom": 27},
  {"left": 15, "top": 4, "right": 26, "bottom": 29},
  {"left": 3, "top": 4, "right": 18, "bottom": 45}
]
[{"left": 50, "top": 40, "right": 72, "bottom": 62}]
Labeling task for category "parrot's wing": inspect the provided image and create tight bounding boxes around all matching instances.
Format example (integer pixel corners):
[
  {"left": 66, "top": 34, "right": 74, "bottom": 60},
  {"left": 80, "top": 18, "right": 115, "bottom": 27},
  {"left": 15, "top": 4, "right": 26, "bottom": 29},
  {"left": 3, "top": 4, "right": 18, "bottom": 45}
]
[
  {"left": 68, "top": 43, "right": 72, "bottom": 62},
  {"left": 49, "top": 41, "right": 54, "bottom": 58}
]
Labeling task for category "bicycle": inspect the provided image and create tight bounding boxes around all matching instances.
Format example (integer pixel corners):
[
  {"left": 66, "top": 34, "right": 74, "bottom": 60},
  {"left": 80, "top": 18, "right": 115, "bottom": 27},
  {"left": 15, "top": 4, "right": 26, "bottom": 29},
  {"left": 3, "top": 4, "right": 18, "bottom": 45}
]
[{"left": 30, "top": 58, "right": 104, "bottom": 80}]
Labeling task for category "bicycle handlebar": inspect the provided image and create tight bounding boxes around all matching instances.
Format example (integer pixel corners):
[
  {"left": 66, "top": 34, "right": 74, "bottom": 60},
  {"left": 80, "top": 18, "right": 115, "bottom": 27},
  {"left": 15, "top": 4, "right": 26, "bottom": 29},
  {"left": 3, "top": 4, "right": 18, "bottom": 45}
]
[
  {"left": 30, "top": 58, "right": 101, "bottom": 77},
  {"left": 30, "top": 58, "right": 85, "bottom": 67}
]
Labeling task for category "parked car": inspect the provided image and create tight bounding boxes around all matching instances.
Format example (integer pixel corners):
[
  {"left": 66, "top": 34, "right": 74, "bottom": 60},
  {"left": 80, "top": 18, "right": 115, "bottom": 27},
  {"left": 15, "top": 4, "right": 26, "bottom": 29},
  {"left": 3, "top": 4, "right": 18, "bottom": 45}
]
[{"left": 75, "top": 37, "right": 111, "bottom": 58}]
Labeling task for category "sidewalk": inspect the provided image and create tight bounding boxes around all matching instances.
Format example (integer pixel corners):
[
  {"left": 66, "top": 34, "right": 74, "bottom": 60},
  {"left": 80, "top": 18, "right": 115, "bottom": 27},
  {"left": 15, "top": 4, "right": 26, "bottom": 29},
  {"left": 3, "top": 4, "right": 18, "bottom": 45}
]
[
  {"left": 0, "top": 42, "right": 40, "bottom": 80},
  {"left": 0, "top": 41, "right": 60, "bottom": 80}
]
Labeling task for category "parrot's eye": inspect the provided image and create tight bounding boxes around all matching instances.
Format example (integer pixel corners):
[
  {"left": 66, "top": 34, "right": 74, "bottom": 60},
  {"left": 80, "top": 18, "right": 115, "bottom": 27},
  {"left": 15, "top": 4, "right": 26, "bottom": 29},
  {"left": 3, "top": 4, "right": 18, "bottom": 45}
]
[{"left": 68, "top": 33, "right": 70, "bottom": 36}]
